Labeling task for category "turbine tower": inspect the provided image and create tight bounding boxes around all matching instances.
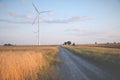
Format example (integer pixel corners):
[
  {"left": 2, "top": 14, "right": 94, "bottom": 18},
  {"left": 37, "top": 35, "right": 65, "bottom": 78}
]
[{"left": 32, "top": 3, "right": 51, "bottom": 46}]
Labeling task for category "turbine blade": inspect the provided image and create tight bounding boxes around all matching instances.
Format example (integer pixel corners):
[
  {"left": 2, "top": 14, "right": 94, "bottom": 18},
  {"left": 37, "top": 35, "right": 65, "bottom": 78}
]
[
  {"left": 32, "top": 15, "right": 38, "bottom": 25},
  {"left": 32, "top": 3, "right": 39, "bottom": 14}
]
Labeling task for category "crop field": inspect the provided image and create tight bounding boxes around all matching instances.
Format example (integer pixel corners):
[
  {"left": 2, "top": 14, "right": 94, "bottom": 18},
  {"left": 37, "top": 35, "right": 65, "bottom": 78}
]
[{"left": 0, "top": 46, "right": 59, "bottom": 80}]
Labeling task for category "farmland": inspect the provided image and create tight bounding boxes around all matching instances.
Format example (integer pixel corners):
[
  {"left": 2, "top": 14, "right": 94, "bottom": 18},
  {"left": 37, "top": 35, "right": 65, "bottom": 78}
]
[
  {"left": 63, "top": 45, "right": 120, "bottom": 78},
  {"left": 0, "top": 46, "right": 59, "bottom": 80},
  {"left": 0, "top": 44, "right": 120, "bottom": 80},
  {"left": 77, "top": 43, "right": 120, "bottom": 49}
]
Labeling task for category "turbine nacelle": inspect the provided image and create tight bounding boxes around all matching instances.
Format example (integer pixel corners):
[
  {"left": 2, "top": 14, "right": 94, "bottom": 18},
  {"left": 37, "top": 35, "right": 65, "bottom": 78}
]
[
  {"left": 32, "top": 3, "right": 52, "bottom": 25},
  {"left": 32, "top": 3, "right": 52, "bottom": 15}
]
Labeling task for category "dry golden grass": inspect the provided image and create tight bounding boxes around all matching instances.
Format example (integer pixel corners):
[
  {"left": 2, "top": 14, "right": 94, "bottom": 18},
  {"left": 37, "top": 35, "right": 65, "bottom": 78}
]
[{"left": 0, "top": 46, "right": 59, "bottom": 80}]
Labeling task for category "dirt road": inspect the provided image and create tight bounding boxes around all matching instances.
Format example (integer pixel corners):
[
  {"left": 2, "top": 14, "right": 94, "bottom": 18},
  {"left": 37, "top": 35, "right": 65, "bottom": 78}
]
[{"left": 58, "top": 46, "right": 118, "bottom": 80}]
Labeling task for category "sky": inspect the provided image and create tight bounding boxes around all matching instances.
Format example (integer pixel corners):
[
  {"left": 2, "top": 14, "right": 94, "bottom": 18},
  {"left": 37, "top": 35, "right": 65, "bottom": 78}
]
[{"left": 0, "top": 0, "right": 120, "bottom": 45}]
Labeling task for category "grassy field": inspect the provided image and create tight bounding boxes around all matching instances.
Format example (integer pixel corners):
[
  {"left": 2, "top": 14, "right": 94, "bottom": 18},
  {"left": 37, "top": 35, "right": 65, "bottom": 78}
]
[
  {"left": 66, "top": 46, "right": 120, "bottom": 64},
  {"left": 0, "top": 46, "right": 59, "bottom": 80},
  {"left": 77, "top": 43, "right": 120, "bottom": 49},
  {"left": 64, "top": 45, "right": 120, "bottom": 76}
]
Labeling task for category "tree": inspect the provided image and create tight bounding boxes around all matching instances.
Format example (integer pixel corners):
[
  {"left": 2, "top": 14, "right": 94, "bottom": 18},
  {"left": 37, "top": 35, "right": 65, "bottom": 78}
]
[
  {"left": 107, "top": 42, "right": 109, "bottom": 44},
  {"left": 95, "top": 42, "right": 97, "bottom": 44},
  {"left": 4, "top": 43, "right": 13, "bottom": 46},
  {"left": 63, "top": 41, "right": 72, "bottom": 45},
  {"left": 72, "top": 42, "right": 75, "bottom": 46},
  {"left": 113, "top": 42, "right": 116, "bottom": 44},
  {"left": 63, "top": 42, "right": 67, "bottom": 45},
  {"left": 67, "top": 41, "right": 71, "bottom": 45}
]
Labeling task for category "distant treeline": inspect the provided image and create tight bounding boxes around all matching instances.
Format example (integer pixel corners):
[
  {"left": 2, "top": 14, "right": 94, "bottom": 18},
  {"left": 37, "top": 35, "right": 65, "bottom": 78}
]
[
  {"left": 63, "top": 41, "right": 75, "bottom": 46},
  {"left": 4, "top": 43, "right": 14, "bottom": 46}
]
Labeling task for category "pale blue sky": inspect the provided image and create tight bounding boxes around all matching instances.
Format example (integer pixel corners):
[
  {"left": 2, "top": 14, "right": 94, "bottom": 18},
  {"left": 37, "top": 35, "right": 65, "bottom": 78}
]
[{"left": 0, "top": 0, "right": 120, "bottom": 45}]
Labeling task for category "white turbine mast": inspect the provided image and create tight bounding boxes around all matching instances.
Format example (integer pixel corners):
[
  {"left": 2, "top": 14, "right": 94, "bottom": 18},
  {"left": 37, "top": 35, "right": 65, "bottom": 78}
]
[{"left": 32, "top": 3, "right": 51, "bottom": 46}]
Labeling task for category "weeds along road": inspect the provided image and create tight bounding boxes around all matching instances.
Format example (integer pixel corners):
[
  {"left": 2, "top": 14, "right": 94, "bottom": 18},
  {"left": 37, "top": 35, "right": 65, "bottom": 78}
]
[{"left": 58, "top": 46, "right": 118, "bottom": 80}]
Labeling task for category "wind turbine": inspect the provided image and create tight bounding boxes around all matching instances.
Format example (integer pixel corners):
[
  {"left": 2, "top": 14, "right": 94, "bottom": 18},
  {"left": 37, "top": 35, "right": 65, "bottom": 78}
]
[{"left": 32, "top": 3, "right": 51, "bottom": 46}]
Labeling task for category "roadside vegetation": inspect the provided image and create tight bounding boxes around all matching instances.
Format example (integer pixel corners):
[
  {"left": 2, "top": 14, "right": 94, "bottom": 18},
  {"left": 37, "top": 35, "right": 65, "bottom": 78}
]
[
  {"left": 66, "top": 46, "right": 120, "bottom": 64},
  {"left": 78, "top": 43, "right": 120, "bottom": 49},
  {"left": 0, "top": 46, "right": 59, "bottom": 80},
  {"left": 64, "top": 45, "right": 120, "bottom": 66}
]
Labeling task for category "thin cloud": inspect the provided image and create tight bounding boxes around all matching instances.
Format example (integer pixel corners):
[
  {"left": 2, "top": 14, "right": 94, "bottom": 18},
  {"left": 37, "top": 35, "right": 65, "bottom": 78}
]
[
  {"left": 0, "top": 12, "right": 34, "bottom": 24},
  {"left": 65, "top": 28, "right": 86, "bottom": 32},
  {"left": 9, "top": 12, "right": 34, "bottom": 20},
  {"left": 2, "top": 12, "right": 88, "bottom": 24},
  {"left": 65, "top": 28, "right": 102, "bottom": 36},
  {"left": 9, "top": 11, "right": 53, "bottom": 20},
  {"left": 43, "top": 16, "right": 88, "bottom": 24},
  {"left": 0, "top": 3, "right": 7, "bottom": 8},
  {"left": 0, "top": 19, "right": 32, "bottom": 24},
  {"left": 47, "top": 11, "right": 54, "bottom": 16},
  {"left": 9, "top": 12, "right": 16, "bottom": 16},
  {"left": 65, "top": 28, "right": 120, "bottom": 42}
]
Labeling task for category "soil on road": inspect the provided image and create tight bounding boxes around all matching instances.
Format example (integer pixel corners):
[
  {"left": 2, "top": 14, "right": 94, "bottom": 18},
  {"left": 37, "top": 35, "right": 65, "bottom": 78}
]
[{"left": 58, "top": 46, "right": 118, "bottom": 80}]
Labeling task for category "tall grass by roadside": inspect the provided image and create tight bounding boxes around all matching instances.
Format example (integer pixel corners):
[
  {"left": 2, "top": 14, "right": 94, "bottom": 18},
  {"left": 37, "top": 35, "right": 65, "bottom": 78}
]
[{"left": 0, "top": 46, "right": 59, "bottom": 80}]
